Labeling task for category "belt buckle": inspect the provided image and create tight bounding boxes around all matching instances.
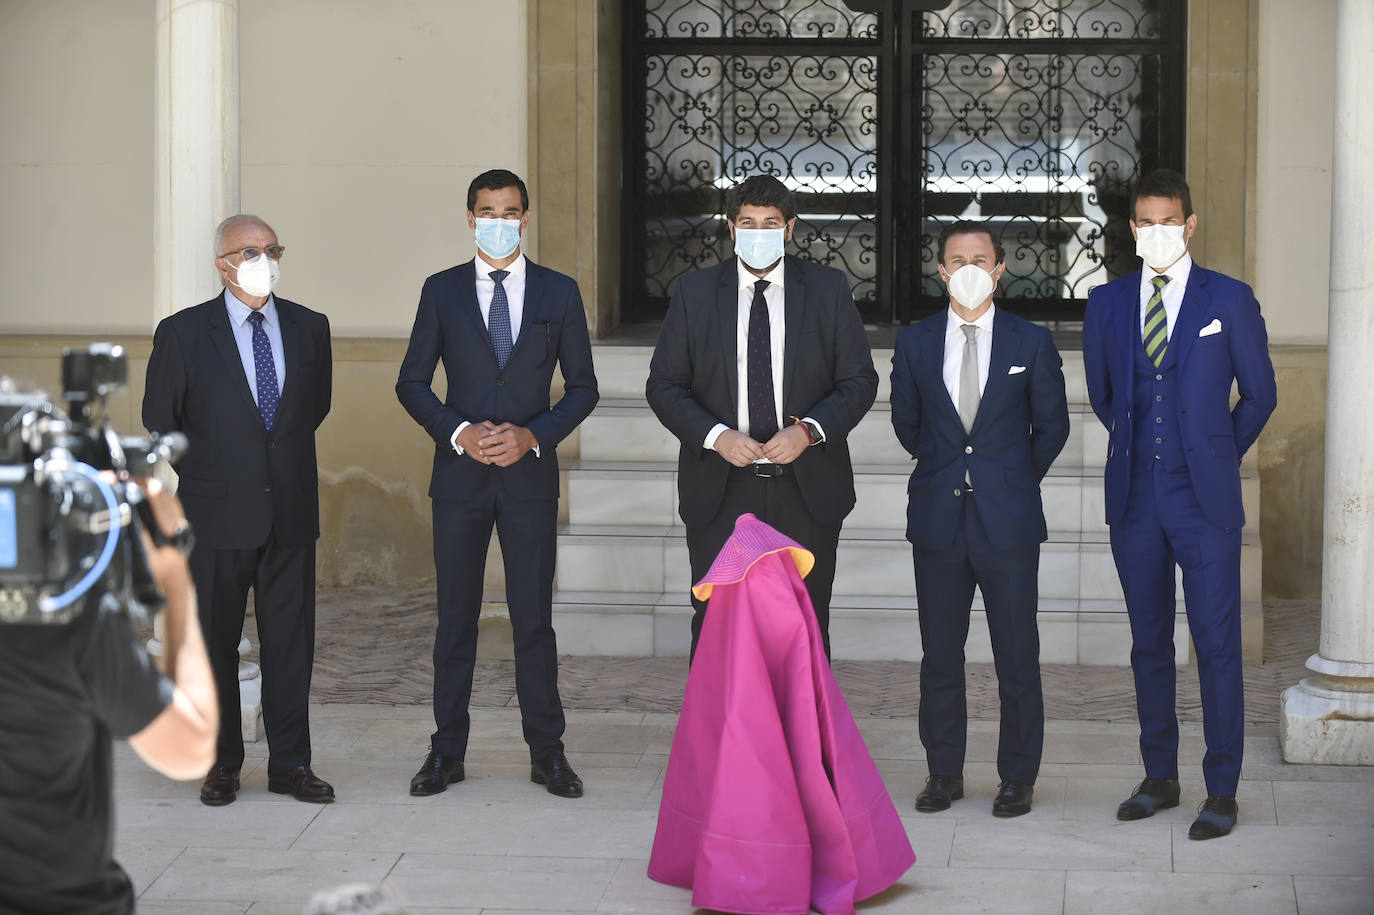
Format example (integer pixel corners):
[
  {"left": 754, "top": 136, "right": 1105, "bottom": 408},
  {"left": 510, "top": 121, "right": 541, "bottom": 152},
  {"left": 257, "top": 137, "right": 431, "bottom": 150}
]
[{"left": 751, "top": 462, "right": 783, "bottom": 478}]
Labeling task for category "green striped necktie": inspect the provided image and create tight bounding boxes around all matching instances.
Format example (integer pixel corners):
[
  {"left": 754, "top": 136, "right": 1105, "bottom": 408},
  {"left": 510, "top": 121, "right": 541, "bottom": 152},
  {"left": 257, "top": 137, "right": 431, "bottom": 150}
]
[{"left": 1142, "top": 274, "right": 1170, "bottom": 367}]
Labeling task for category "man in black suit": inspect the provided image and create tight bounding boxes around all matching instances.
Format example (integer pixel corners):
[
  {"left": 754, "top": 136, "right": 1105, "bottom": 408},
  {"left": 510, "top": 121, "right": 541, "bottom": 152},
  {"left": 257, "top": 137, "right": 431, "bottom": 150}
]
[
  {"left": 890, "top": 220, "right": 1069, "bottom": 818},
  {"left": 645, "top": 174, "right": 878, "bottom": 659},
  {"left": 144, "top": 214, "right": 335, "bottom": 805},
  {"left": 397, "top": 169, "right": 598, "bottom": 799}
]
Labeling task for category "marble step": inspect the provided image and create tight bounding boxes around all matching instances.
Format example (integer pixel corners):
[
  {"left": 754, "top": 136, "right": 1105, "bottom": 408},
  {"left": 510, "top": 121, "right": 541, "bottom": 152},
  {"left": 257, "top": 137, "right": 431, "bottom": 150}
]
[
  {"left": 590, "top": 342, "right": 1092, "bottom": 406},
  {"left": 547, "top": 588, "right": 1260, "bottom": 666},
  {"left": 566, "top": 460, "right": 1261, "bottom": 534},
  {"left": 553, "top": 524, "right": 1262, "bottom": 604}
]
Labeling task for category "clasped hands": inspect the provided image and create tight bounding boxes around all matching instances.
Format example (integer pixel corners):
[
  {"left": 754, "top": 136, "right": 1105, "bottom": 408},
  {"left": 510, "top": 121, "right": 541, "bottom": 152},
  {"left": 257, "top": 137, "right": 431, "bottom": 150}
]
[
  {"left": 458, "top": 421, "right": 537, "bottom": 467},
  {"left": 713, "top": 425, "right": 810, "bottom": 468}
]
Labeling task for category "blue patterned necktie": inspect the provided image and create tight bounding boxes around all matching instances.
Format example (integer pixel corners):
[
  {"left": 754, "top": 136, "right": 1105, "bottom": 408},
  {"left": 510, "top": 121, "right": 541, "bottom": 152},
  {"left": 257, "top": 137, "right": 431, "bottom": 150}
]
[
  {"left": 488, "top": 269, "right": 514, "bottom": 370},
  {"left": 746, "top": 279, "right": 778, "bottom": 442},
  {"left": 247, "top": 310, "right": 279, "bottom": 430}
]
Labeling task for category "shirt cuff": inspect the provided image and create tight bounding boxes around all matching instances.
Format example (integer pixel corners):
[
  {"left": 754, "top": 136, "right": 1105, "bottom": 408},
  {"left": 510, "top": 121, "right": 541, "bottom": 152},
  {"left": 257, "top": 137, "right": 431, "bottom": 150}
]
[
  {"left": 451, "top": 421, "right": 470, "bottom": 455},
  {"left": 802, "top": 416, "right": 826, "bottom": 444},
  {"left": 704, "top": 423, "right": 730, "bottom": 450}
]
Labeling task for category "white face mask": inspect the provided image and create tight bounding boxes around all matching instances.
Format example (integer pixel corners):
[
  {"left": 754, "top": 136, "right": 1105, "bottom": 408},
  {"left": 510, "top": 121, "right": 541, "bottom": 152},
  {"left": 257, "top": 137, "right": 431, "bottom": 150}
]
[
  {"left": 231, "top": 255, "right": 280, "bottom": 298},
  {"left": 734, "top": 227, "right": 786, "bottom": 271},
  {"left": 1135, "top": 223, "right": 1188, "bottom": 270},
  {"left": 945, "top": 263, "right": 996, "bottom": 311}
]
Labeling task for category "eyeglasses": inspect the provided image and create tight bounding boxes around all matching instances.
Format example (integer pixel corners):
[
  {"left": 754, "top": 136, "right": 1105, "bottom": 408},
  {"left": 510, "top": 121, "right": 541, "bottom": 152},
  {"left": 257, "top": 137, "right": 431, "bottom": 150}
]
[{"left": 218, "top": 245, "right": 286, "bottom": 262}]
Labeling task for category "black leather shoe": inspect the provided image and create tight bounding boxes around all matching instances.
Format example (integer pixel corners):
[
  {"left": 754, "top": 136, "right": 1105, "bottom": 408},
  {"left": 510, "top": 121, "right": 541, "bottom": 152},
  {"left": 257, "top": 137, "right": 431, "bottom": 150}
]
[
  {"left": 1117, "top": 777, "right": 1181, "bottom": 821},
  {"left": 1188, "top": 794, "right": 1238, "bottom": 840},
  {"left": 267, "top": 766, "right": 335, "bottom": 802},
  {"left": 199, "top": 765, "right": 240, "bottom": 806},
  {"left": 410, "top": 747, "right": 465, "bottom": 796},
  {"left": 992, "top": 780, "right": 1033, "bottom": 817},
  {"left": 531, "top": 751, "right": 583, "bottom": 798},
  {"left": 915, "top": 775, "right": 964, "bottom": 812}
]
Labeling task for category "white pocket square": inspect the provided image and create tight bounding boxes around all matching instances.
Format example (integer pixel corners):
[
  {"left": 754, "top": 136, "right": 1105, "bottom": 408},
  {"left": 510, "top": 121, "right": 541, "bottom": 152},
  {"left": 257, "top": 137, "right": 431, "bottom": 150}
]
[
  {"left": 1008, "top": 365, "right": 1027, "bottom": 375},
  {"left": 1199, "top": 318, "right": 1222, "bottom": 337}
]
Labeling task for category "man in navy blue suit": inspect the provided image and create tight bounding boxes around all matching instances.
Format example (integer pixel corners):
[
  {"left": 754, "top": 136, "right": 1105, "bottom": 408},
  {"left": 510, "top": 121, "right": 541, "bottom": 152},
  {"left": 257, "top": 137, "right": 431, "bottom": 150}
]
[
  {"left": 1084, "top": 169, "right": 1276, "bottom": 839},
  {"left": 891, "top": 221, "right": 1069, "bottom": 818},
  {"left": 397, "top": 169, "right": 598, "bottom": 799}
]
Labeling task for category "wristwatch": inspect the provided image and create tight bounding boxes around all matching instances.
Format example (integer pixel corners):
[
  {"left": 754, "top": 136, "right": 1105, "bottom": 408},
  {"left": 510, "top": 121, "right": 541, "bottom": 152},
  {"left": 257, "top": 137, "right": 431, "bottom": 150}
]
[{"left": 792, "top": 416, "right": 822, "bottom": 446}]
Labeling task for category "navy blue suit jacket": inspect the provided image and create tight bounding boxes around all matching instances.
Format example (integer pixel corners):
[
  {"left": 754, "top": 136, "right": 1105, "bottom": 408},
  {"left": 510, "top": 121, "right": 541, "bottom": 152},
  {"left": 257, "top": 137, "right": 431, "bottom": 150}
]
[
  {"left": 396, "top": 258, "right": 598, "bottom": 502},
  {"left": 143, "top": 293, "right": 332, "bottom": 550},
  {"left": 1083, "top": 265, "right": 1276, "bottom": 530},
  {"left": 645, "top": 256, "right": 878, "bottom": 527},
  {"left": 890, "top": 308, "right": 1069, "bottom": 551}
]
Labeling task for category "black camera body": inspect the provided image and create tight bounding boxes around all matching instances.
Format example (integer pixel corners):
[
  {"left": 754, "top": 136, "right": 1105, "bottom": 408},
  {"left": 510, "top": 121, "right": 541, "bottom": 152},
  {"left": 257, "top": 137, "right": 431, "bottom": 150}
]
[{"left": 0, "top": 344, "right": 184, "bottom": 624}]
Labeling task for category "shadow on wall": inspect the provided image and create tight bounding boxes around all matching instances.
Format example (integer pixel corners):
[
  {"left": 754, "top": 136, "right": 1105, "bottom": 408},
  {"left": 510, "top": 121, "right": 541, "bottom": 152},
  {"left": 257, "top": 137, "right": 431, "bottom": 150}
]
[{"left": 1258, "top": 347, "right": 1326, "bottom": 600}]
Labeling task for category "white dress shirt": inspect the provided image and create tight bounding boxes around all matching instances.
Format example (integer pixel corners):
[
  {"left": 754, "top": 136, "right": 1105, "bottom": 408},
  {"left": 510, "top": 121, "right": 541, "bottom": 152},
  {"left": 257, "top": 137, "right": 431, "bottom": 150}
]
[
  {"left": 703, "top": 259, "right": 825, "bottom": 455},
  {"left": 942, "top": 303, "right": 996, "bottom": 409},
  {"left": 224, "top": 289, "right": 285, "bottom": 406},
  {"left": 1137, "top": 251, "right": 1192, "bottom": 341},
  {"left": 451, "top": 253, "right": 539, "bottom": 457}
]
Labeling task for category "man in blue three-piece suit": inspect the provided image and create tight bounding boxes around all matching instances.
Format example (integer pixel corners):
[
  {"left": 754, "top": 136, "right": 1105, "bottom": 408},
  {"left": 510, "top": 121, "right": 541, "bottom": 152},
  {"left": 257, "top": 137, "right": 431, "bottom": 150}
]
[
  {"left": 397, "top": 170, "right": 599, "bottom": 800},
  {"left": 891, "top": 221, "right": 1070, "bottom": 819},
  {"left": 1084, "top": 169, "right": 1276, "bottom": 840}
]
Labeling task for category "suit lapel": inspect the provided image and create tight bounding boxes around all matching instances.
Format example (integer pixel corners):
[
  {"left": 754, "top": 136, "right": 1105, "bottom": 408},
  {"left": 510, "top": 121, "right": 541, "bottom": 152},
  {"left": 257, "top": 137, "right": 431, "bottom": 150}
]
[
  {"left": 717, "top": 260, "right": 739, "bottom": 413},
  {"left": 923, "top": 317, "right": 964, "bottom": 431},
  {"left": 207, "top": 294, "right": 264, "bottom": 421},
  {"left": 457, "top": 260, "right": 497, "bottom": 364},
  {"left": 972, "top": 308, "right": 1020, "bottom": 435},
  {"left": 509, "top": 260, "right": 545, "bottom": 363},
  {"left": 1115, "top": 271, "right": 1141, "bottom": 404},
  {"left": 1171, "top": 266, "right": 1209, "bottom": 370},
  {"left": 782, "top": 256, "right": 804, "bottom": 409}
]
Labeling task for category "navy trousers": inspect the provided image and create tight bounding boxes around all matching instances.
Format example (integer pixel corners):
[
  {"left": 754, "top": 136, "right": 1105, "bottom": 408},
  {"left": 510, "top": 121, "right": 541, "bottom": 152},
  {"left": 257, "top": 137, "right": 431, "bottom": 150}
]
[
  {"left": 430, "top": 488, "right": 565, "bottom": 762},
  {"left": 1110, "top": 465, "right": 1244, "bottom": 796},
  {"left": 913, "top": 498, "right": 1043, "bottom": 785}
]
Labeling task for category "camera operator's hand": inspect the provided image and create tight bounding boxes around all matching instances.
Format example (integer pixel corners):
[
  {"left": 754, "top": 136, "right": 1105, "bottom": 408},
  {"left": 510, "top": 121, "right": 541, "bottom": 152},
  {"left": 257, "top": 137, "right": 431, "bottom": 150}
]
[{"left": 121, "top": 474, "right": 219, "bottom": 780}]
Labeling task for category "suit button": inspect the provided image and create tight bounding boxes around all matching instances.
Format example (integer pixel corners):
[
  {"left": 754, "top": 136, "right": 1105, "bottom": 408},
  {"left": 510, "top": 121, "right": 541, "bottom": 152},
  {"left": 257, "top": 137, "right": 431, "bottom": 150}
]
[
  {"left": 497, "top": 378, "right": 505, "bottom": 386},
  {"left": 954, "top": 488, "right": 962, "bottom": 497},
  {"left": 964, "top": 445, "right": 973, "bottom": 454},
  {"left": 1155, "top": 437, "right": 1163, "bottom": 444},
  {"left": 1155, "top": 395, "right": 1163, "bottom": 402},
  {"left": 1155, "top": 416, "right": 1163, "bottom": 424},
  {"left": 265, "top": 485, "right": 272, "bottom": 492},
  {"left": 1155, "top": 454, "right": 1162, "bottom": 461},
  {"left": 1156, "top": 374, "right": 1164, "bottom": 381},
  {"left": 268, "top": 441, "right": 275, "bottom": 448}
]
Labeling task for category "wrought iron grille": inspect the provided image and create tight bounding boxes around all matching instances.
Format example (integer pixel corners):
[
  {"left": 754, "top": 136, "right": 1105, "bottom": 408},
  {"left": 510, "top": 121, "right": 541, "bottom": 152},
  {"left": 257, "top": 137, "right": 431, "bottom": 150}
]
[{"left": 623, "top": 0, "right": 1185, "bottom": 325}]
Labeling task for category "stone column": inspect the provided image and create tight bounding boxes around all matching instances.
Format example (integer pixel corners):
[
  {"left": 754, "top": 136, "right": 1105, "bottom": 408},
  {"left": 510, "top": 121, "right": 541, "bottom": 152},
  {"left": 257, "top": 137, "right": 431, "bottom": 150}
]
[
  {"left": 1279, "top": 0, "right": 1374, "bottom": 766},
  {"left": 149, "top": 0, "right": 262, "bottom": 741}
]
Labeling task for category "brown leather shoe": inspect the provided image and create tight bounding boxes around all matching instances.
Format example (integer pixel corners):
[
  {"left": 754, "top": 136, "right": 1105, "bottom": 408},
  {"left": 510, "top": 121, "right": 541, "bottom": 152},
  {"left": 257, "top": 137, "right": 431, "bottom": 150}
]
[
  {"left": 199, "top": 765, "right": 240, "bottom": 806},
  {"left": 267, "top": 765, "right": 335, "bottom": 803}
]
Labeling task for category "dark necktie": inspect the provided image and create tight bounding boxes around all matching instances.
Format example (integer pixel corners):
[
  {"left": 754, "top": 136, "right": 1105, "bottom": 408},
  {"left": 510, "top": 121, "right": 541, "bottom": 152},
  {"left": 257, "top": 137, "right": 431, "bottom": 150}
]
[
  {"left": 489, "top": 268, "right": 514, "bottom": 370},
  {"left": 247, "top": 310, "right": 279, "bottom": 430},
  {"left": 746, "top": 279, "right": 778, "bottom": 443},
  {"left": 1143, "top": 274, "right": 1170, "bottom": 367}
]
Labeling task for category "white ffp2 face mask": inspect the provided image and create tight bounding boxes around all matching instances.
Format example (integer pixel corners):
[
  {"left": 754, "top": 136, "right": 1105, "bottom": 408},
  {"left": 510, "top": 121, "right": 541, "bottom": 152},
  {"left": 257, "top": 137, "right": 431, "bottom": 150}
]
[
  {"left": 945, "top": 263, "right": 996, "bottom": 311},
  {"left": 1135, "top": 223, "right": 1188, "bottom": 270},
  {"left": 232, "top": 255, "right": 280, "bottom": 297}
]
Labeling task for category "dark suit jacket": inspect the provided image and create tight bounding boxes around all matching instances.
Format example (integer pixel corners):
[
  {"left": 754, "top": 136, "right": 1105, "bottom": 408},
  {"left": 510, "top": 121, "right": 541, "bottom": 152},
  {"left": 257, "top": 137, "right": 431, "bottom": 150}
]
[
  {"left": 890, "top": 308, "right": 1069, "bottom": 551},
  {"left": 396, "top": 258, "right": 598, "bottom": 501},
  {"left": 645, "top": 256, "right": 879, "bottom": 527},
  {"left": 143, "top": 293, "right": 332, "bottom": 550},
  {"left": 1083, "top": 265, "right": 1277, "bottom": 530}
]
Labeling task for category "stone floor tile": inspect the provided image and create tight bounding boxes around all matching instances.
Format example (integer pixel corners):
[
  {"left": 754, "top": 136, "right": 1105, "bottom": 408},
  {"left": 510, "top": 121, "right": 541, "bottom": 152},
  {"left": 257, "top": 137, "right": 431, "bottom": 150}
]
[
  {"left": 385, "top": 853, "right": 618, "bottom": 909},
  {"left": 140, "top": 848, "right": 400, "bottom": 904},
  {"left": 352, "top": 715, "right": 437, "bottom": 746},
  {"left": 868, "top": 867, "right": 1067, "bottom": 913},
  {"left": 119, "top": 843, "right": 184, "bottom": 897},
  {"left": 1172, "top": 824, "right": 1374, "bottom": 876},
  {"left": 1064, "top": 871, "right": 1298, "bottom": 914},
  {"left": 897, "top": 815, "right": 958, "bottom": 868},
  {"left": 247, "top": 905, "right": 478, "bottom": 915},
  {"left": 595, "top": 858, "right": 700, "bottom": 913},
  {"left": 1042, "top": 730, "right": 1151, "bottom": 766},
  {"left": 1272, "top": 779, "right": 1374, "bottom": 826},
  {"left": 1292, "top": 875, "right": 1374, "bottom": 915},
  {"left": 508, "top": 808, "right": 660, "bottom": 859},
  {"left": 561, "top": 721, "right": 677, "bottom": 755},
  {"left": 311, "top": 702, "right": 434, "bottom": 719},
  {"left": 949, "top": 818, "right": 1172, "bottom": 871},
  {"left": 116, "top": 799, "right": 323, "bottom": 849},
  {"left": 138, "top": 902, "right": 248, "bottom": 914},
  {"left": 292, "top": 802, "right": 535, "bottom": 855}
]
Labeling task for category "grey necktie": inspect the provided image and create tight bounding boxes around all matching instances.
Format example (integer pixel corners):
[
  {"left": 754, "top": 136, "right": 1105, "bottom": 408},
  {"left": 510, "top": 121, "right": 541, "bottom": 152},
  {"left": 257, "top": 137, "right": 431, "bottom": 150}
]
[{"left": 958, "top": 323, "right": 980, "bottom": 433}]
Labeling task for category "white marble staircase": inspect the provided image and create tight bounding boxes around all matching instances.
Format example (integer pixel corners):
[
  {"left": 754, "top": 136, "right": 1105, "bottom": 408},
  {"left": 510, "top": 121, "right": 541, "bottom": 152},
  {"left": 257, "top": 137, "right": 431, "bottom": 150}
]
[{"left": 551, "top": 344, "right": 1263, "bottom": 664}]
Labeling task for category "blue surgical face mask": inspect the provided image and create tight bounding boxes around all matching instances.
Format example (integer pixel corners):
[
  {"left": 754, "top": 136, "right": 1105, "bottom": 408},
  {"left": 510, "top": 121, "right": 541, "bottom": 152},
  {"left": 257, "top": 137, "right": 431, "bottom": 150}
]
[
  {"left": 734, "top": 227, "right": 786, "bottom": 270},
  {"left": 474, "top": 217, "right": 522, "bottom": 260}
]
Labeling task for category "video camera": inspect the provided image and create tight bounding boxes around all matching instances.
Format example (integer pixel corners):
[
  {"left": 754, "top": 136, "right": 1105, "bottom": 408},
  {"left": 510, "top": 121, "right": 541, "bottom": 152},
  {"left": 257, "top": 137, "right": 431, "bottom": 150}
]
[{"left": 0, "top": 344, "right": 188, "bottom": 624}]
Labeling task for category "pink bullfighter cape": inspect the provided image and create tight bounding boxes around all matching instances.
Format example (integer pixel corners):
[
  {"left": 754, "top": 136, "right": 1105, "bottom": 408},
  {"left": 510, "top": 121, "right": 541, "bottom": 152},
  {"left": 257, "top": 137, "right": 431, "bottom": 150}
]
[{"left": 647, "top": 513, "right": 914, "bottom": 915}]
